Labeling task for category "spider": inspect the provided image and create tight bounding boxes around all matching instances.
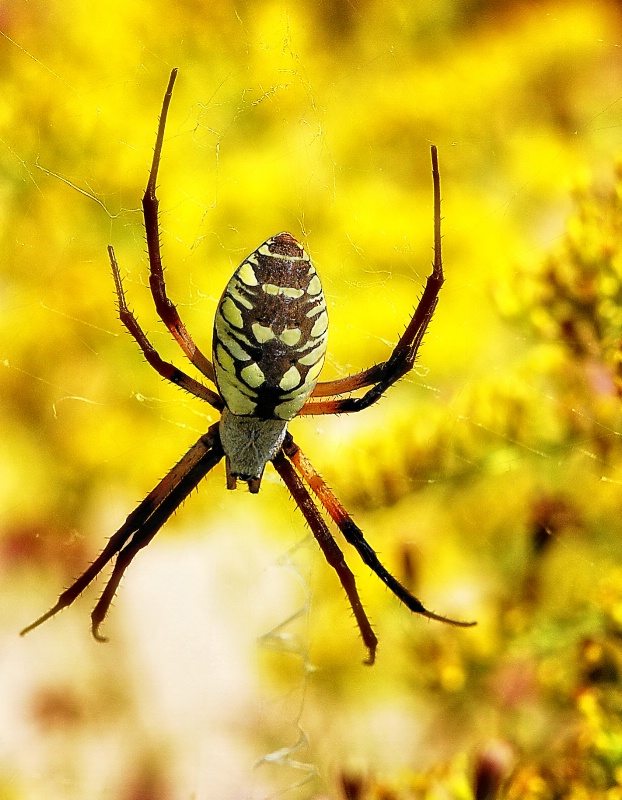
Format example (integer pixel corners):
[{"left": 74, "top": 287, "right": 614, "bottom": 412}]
[{"left": 20, "top": 69, "right": 475, "bottom": 664}]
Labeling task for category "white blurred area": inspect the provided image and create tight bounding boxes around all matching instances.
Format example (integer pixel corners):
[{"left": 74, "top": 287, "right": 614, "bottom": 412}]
[{"left": 5, "top": 504, "right": 316, "bottom": 799}]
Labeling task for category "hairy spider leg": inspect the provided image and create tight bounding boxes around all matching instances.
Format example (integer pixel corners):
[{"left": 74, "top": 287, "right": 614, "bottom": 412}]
[
  {"left": 283, "top": 435, "right": 476, "bottom": 629},
  {"left": 90, "top": 434, "right": 224, "bottom": 640},
  {"left": 109, "top": 246, "right": 223, "bottom": 408},
  {"left": 20, "top": 425, "right": 224, "bottom": 640},
  {"left": 304, "top": 145, "right": 443, "bottom": 408},
  {"left": 272, "top": 451, "right": 378, "bottom": 664},
  {"left": 140, "top": 67, "right": 216, "bottom": 383}
]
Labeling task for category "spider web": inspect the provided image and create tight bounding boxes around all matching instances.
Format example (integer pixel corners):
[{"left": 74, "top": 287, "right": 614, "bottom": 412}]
[{"left": 3, "top": 6, "right": 622, "bottom": 799}]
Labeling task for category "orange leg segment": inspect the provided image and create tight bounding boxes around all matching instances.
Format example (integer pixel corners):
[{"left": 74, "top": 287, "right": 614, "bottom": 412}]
[
  {"left": 283, "top": 434, "right": 476, "bottom": 629},
  {"left": 272, "top": 451, "right": 378, "bottom": 664}
]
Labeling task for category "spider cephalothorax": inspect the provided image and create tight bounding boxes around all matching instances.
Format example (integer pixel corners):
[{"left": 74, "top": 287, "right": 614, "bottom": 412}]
[{"left": 20, "top": 69, "right": 475, "bottom": 664}]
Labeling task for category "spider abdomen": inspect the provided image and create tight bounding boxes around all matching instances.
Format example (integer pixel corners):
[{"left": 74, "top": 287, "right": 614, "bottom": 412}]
[{"left": 213, "top": 232, "right": 327, "bottom": 421}]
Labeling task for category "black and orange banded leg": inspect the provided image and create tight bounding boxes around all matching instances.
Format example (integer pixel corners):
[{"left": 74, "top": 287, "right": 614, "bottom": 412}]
[
  {"left": 20, "top": 424, "right": 225, "bottom": 640},
  {"left": 108, "top": 246, "right": 223, "bottom": 409},
  {"left": 272, "top": 451, "right": 378, "bottom": 664},
  {"left": 303, "top": 144, "right": 444, "bottom": 413},
  {"left": 139, "top": 68, "right": 216, "bottom": 383},
  {"left": 282, "top": 434, "right": 476, "bottom": 629}
]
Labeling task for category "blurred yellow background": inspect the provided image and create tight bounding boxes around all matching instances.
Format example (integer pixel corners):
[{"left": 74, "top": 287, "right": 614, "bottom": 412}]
[{"left": 3, "top": 1, "right": 622, "bottom": 798}]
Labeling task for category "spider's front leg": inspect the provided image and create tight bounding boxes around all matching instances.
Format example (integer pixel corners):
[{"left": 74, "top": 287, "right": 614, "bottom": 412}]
[
  {"left": 302, "top": 144, "right": 444, "bottom": 413},
  {"left": 108, "top": 245, "right": 223, "bottom": 409},
  {"left": 139, "top": 67, "right": 216, "bottom": 383}
]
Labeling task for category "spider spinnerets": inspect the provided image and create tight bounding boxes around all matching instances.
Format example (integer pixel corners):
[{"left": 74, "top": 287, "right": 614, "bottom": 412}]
[{"left": 20, "top": 68, "right": 475, "bottom": 664}]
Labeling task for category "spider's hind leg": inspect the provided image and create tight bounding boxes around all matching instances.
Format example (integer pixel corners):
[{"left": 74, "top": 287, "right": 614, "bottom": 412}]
[
  {"left": 283, "top": 434, "right": 476, "bottom": 630},
  {"left": 272, "top": 451, "right": 378, "bottom": 664},
  {"left": 20, "top": 425, "right": 224, "bottom": 640}
]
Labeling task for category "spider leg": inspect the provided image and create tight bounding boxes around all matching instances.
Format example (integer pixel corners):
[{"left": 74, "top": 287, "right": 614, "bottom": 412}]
[
  {"left": 20, "top": 424, "right": 224, "bottom": 639},
  {"left": 141, "top": 68, "right": 216, "bottom": 383},
  {"left": 304, "top": 145, "right": 443, "bottom": 412},
  {"left": 109, "top": 246, "right": 223, "bottom": 409},
  {"left": 283, "top": 435, "right": 476, "bottom": 629},
  {"left": 272, "top": 451, "right": 378, "bottom": 665}
]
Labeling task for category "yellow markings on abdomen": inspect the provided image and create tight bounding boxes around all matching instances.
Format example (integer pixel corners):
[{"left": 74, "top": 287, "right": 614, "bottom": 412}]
[
  {"left": 238, "top": 261, "right": 259, "bottom": 287},
  {"left": 215, "top": 344, "right": 257, "bottom": 415},
  {"left": 310, "top": 311, "right": 328, "bottom": 338},
  {"left": 241, "top": 362, "right": 266, "bottom": 388},
  {"left": 307, "top": 275, "right": 322, "bottom": 296},
  {"left": 221, "top": 297, "right": 243, "bottom": 328},
  {"left": 215, "top": 315, "right": 251, "bottom": 362},
  {"left": 251, "top": 322, "right": 275, "bottom": 343},
  {"left": 306, "top": 299, "right": 326, "bottom": 318},
  {"left": 280, "top": 327, "right": 302, "bottom": 346},
  {"left": 218, "top": 381, "right": 257, "bottom": 416},
  {"left": 214, "top": 232, "right": 328, "bottom": 420},
  {"left": 298, "top": 340, "right": 326, "bottom": 366},
  {"left": 262, "top": 283, "right": 305, "bottom": 299},
  {"left": 215, "top": 344, "right": 236, "bottom": 375},
  {"left": 279, "top": 365, "right": 301, "bottom": 392},
  {"left": 273, "top": 397, "right": 306, "bottom": 419},
  {"left": 227, "top": 284, "right": 253, "bottom": 310}
]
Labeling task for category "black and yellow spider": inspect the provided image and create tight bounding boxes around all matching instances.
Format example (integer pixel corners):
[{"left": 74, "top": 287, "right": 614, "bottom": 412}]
[{"left": 21, "top": 69, "right": 475, "bottom": 663}]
